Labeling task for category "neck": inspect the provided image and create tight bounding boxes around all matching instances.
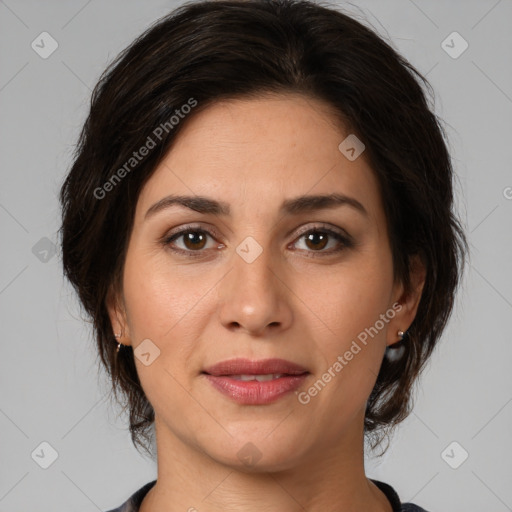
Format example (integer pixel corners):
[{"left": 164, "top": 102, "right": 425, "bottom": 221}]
[{"left": 140, "top": 413, "right": 392, "bottom": 512}]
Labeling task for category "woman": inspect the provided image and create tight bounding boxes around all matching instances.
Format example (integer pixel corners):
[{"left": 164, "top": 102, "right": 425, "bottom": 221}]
[{"left": 59, "top": 0, "right": 467, "bottom": 510}]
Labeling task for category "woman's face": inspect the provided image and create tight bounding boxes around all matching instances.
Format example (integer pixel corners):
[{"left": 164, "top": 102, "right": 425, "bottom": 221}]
[{"left": 109, "top": 94, "right": 421, "bottom": 470}]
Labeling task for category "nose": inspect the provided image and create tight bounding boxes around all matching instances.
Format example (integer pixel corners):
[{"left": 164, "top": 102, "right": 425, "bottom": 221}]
[{"left": 217, "top": 240, "right": 293, "bottom": 337}]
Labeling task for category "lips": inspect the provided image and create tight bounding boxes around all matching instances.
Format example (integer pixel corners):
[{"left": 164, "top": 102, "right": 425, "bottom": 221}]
[
  {"left": 202, "top": 358, "right": 309, "bottom": 377},
  {"left": 201, "top": 358, "right": 310, "bottom": 405}
]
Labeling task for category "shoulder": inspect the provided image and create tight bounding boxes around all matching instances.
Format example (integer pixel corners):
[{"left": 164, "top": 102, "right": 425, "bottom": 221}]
[
  {"left": 370, "top": 478, "right": 431, "bottom": 512},
  {"left": 104, "top": 479, "right": 157, "bottom": 512},
  {"left": 401, "top": 504, "right": 431, "bottom": 511}
]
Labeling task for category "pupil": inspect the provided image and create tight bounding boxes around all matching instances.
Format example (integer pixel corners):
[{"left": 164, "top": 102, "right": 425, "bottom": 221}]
[
  {"left": 185, "top": 232, "right": 205, "bottom": 249},
  {"left": 307, "top": 232, "right": 327, "bottom": 250}
]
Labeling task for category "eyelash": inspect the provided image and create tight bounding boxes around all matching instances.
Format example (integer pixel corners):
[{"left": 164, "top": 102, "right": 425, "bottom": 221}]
[{"left": 161, "top": 224, "right": 354, "bottom": 258}]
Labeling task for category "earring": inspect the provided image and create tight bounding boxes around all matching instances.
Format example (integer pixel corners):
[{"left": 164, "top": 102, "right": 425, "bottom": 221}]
[
  {"left": 387, "top": 330, "right": 406, "bottom": 349},
  {"left": 385, "top": 329, "right": 406, "bottom": 361},
  {"left": 114, "top": 332, "right": 122, "bottom": 353}
]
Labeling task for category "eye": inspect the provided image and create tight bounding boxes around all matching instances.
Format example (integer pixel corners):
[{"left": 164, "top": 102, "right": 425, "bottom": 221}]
[
  {"left": 291, "top": 227, "right": 353, "bottom": 255},
  {"left": 163, "top": 226, "right": 219, "bottom": 255}
]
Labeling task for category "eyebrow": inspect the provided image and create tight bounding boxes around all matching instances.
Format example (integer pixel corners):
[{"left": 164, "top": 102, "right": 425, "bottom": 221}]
[{"left": 144, "top": 192, "right": 368, "bottom": 220}]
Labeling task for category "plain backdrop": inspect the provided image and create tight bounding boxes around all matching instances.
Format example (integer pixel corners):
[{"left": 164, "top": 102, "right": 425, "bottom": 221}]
[{"left": 0, "top": 0, "right": 511, "bottom": 511}]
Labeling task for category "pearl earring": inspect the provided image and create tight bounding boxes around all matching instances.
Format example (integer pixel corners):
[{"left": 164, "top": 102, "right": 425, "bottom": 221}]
[
  {"left": 385, "top": 330, "right": 406, "bottom": 361},
  {"left": 114, "top": 332, "right": 122, "bottom": 353}
]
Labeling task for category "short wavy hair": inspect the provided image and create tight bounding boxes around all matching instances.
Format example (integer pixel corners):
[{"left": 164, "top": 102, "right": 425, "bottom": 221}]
[{"left": 59, "top": 0, "right": 467, "bottom": 457}]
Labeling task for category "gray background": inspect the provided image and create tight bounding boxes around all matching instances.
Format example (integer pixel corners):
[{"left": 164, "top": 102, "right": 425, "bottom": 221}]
[{"left": 0, "top": 0, "right": 511, "bottom": 510}]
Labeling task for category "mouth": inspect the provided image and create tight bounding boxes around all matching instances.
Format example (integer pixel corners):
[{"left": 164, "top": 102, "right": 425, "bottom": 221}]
[
  {"left": 201, "top": 358, "right": 310, "bottom": 405},
  {"left": 202, "top": 357, "right": 309, "bottom": 377}
]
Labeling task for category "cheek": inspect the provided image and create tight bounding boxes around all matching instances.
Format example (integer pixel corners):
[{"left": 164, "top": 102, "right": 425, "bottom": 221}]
[
  {"left": 300, "top": 255, "right": 394, "bottom": 347},
  {"left": 122, "top": 248, "right": 209, "bottom": 340},
  {"left": 295, "top": 263, "right": 393, "bottom": 425},
  {"left": 121, "top": 251, "right": 211, "bottom": 410},
  {"left": 121, "top": 248, "right": 222, "bottom": 401},
  {"left": 298, "top": 252, "right": 394, "bottom": 416}
]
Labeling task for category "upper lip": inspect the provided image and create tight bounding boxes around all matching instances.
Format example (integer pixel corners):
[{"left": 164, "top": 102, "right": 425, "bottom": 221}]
[{"left": 202, "top": 358, "right": 309, "bottom": 376}]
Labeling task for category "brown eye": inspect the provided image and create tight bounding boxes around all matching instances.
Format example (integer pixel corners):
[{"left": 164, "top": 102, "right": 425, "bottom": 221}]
[
  {"left": 181, "top": 230, "right": 208, "bottom": 250},
  {"left": 292, "top": 228, "right": 352, "bottom": 255},
  {"left": 303, "top": 231, "right": 329, "bottom": 251},
  {"left": 163, "top": 228, "right": 217, "bottom": 254}
]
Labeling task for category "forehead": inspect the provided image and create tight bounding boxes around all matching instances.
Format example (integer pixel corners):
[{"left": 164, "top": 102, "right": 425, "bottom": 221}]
[{"left": 135, "top": 94, "right": 383, "bottom": 223}]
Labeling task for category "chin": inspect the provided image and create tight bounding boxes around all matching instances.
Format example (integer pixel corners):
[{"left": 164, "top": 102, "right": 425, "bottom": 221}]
[{"left": 206, "top": 432, "right": 307, "bottom": 473}]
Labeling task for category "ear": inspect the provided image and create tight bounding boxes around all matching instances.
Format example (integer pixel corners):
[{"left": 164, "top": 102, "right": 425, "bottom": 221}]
[
  {"left": 387, "top": 254, "right": 426, "bottom": 347},
  {"left": 106, "top": 283, "right": 132, "bottom": 347}
]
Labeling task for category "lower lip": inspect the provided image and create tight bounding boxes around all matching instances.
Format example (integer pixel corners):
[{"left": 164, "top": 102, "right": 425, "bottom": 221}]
[{"left": 203, "top": 374, "right": 309, "bottom": 405}]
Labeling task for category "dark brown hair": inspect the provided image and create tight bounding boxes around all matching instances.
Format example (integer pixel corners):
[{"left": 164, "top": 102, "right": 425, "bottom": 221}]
[{"left": 59, "top": 0, "right": 467, "bottom": 457}]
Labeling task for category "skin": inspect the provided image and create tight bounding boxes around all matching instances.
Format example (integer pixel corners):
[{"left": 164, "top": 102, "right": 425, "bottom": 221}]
[{"left": 108, "top": 94, "right": 425, "bottom": 512}]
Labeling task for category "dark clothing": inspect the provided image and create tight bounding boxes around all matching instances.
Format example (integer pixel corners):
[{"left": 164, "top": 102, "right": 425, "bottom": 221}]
[{"left": 105, "top": 478, "right": 429, "bottom": 511}]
